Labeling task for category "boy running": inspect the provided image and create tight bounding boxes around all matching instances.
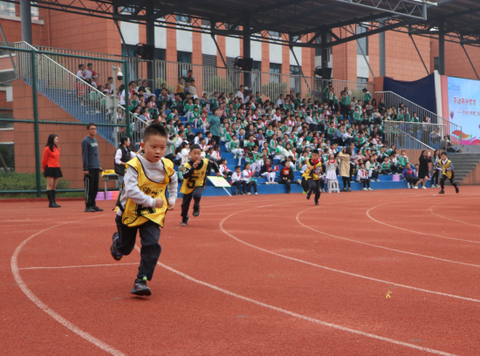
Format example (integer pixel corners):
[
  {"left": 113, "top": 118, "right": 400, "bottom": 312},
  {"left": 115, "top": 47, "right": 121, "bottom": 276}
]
[
  {"left": 438, "top": 151, "right": 459, "bottom": 194},
  {"left": 301, "top": 149, "right": 323, "bottom": 205},
  {"left": 110, "top": 124, "right": 178, "bottom": 296},
  {"left": 180, "top": 144, "right": 220, "bottom": 226}
]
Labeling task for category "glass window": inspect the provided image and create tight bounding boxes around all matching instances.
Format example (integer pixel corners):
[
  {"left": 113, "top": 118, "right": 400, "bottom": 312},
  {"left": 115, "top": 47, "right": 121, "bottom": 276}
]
[
  {"left": 176, "top": 14, "right": 190, "bottom": 23},
  {"left": 252, "top": 61, "right": 261, "bottom": 71},
  {"left": 315, "top": 34, "right": 332, "bottom": 57},
  {"left": 357, "top": 24, "right": 369, "bottom": 55},
  {"left": 269, "top": 31, "right": 281, "bottom": 38},
  {"left": 0, "top": 2, "right": 15, "bottom": 16},
  {"left": 290, "top": 65, "right": 300, "bottom": 75},
  {"left": 177, "top": 51, "right": 192, "bottom": 78},
  {"left": 270, "top": 63, "right": 281, "bottom": 74}
]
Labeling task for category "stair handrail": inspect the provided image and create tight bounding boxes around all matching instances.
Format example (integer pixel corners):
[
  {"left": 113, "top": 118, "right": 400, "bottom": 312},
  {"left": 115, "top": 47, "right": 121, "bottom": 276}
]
[
  {"left": 385, "top": 121, "right": 435, "bottom": 150},
  {"left": 14, "top": 41, "right": 147, "bottom": 127}
]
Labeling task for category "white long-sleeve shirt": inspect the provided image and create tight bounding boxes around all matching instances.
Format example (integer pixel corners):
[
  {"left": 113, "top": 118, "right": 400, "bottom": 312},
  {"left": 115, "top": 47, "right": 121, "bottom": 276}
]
[
  {"left": 115, "top": 147, "right": 136, "bottom": 165},
  {"left": 243, "top": 169, "right": 254, "bottom": 181},
  {"left": 116, "top": 155, "right": 178, "bottom": 216},
  {"left": 357, "top": 168, "right": 368, "bottom": 181},
  {"left": 231, "top": 171, "right": 243, "bottom": 182}
]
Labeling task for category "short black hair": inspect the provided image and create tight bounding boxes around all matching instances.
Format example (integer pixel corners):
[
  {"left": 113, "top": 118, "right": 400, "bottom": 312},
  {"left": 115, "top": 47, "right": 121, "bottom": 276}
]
[
  {"left": 235, "top": 165, "right": 241, "bottom": 170},
  {"left": 312, "top": 149, "right": 319, "bottom": 155},
  {"left": 86, "top": 123, "right": 96, "bottom": 129},
  {"left": 143, "top": 124, "right": 167, "bottom": 143},
  {"left": 190, "top": 144, "right": 202, "bottom": 152}
]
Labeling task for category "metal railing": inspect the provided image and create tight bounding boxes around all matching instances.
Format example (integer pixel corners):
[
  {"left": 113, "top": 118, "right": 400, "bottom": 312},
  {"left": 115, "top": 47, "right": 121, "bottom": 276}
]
[
  {"left": 375, "top": 91, "right": 462, "bottom": 148},
  {"left": 384, "top": 121, "right": 435, "bottom": 167},
  {"left": 14, "top": 42, "right": 149, "bottom": 146},
  {"left": 30, "top": 43, "right": 374, "bottom": 103}
]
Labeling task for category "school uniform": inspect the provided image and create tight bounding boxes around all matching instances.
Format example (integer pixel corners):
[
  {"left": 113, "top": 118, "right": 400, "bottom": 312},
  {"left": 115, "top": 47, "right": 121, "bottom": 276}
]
[
  {"left": 231, "top": 171, "right": 245, "bottom": 195},
  {"left": 357, "top": 168, "right": 370, "bottom": 189},
  {"left": 114, "top": 156, "right": 178, "bottom": 281},
  {"left": 439, "top": 158, "right": 459, "bottom": 193},
  {"left": 301, "top": 159, "right": 323, "bottom": 203},
  {"left": 181, "top": 158, "right": 219, "bottom": 219}
]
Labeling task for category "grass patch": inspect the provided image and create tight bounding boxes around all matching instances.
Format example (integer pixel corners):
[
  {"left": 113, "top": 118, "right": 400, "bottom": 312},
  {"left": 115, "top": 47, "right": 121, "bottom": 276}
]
[{"left": 0, "top": 171, "right": 71, "bottom": 191}]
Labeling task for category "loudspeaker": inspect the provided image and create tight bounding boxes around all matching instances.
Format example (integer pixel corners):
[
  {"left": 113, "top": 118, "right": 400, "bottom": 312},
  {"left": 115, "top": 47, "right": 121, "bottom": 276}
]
[
  {"left": 140, "top": 44, "right": 155, "bottom": 60},
  {"left": 314, "top": 66, "right": 332, "bottom": 79},
  {"left": 234, "top": 57, "right": 253, "bottom": 71}
]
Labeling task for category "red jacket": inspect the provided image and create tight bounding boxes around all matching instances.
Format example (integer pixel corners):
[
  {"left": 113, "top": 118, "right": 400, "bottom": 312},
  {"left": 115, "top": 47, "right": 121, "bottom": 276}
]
[{"left": 42, "top": 146, "right": 60, "bottom": 170}]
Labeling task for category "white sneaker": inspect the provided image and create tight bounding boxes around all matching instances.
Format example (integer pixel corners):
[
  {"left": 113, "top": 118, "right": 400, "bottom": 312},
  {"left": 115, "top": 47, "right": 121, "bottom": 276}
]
[
  {"left": 413, "top": 186, "right": 418, "bottom": 189},
  {"left": 363, "top": 188, "right": 367, "bottom": 191},
  {"left": 422, "top": 186, "right": 427, "bottom": 189},
  {"left": 407, "top": 183, "right": 411, "bottom": 189},
  {"left": 368, "top": 188, "right": 373, "bottom": 191},
  {"left": 255, "top": 192, "right": 258, "bottom": 195},
  {"left": 265, "top": 182, "right": 270, "bottom": 185},
  {"left": 376, "top": 179, "right": 380, "bottom": 182},
  {"left": 246, "top": 192, "right": 251, "bottom": 195}
]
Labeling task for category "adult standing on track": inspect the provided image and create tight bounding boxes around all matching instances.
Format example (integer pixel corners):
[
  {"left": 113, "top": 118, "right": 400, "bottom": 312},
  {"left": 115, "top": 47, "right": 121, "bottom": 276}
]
[
  {"left": 42, "top": 134, "right": 62, "bottom": 208},
  {"left": 338, "top": 147, "right": 352, "bottom": 191},
  {"left": 207, "top": 108, "right": 221, "bottom": 145},
  {"left": 114, "top": 136, "right": 141, "bottom": 193},
  {"left": 82, "top": 123, "right": 103, "bottom": 212},
  {"left": 414, "top": 150, "right": 431, "bottom": 189}
]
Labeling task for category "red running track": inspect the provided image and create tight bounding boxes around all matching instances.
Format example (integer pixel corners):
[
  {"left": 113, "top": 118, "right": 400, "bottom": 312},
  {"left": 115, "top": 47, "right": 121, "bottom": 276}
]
[{"left": 2, "top": 186, "right": 480, "bottom": 355}]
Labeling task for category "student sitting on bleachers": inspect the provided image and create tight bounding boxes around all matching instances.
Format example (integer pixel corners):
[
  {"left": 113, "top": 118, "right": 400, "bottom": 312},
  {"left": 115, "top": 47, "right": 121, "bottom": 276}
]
[
  {"left": 260, "top": 158, "right": 277, "bottom": 185},
  {"left": 231, "top": 166, "right": 245, "bottom": 195},
  {"left": 243, "top": 163, "right": 258, "bottom": 195}
]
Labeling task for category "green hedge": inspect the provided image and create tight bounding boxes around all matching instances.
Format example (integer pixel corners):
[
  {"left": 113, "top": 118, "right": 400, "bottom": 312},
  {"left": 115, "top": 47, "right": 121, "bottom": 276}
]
[{"left": 0, "top": 171, "right": 71, "bottom": 191}]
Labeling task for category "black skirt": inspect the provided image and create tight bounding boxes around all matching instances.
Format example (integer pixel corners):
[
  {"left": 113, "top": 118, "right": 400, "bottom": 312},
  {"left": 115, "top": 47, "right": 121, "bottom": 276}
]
[{"left": 44, "top": 167, "right": 63, "bottom": 178}]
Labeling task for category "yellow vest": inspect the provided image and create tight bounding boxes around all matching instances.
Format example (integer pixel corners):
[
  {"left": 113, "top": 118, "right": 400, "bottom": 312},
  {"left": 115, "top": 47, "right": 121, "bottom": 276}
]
[
  {"left": 180, "top": 158, "right": 209, "bottom": 195},
  {"left": 439, "top": 159, "right": 453, "bottom": 179},
  {"left": 119, "top": 157, "right": 175, "bottom": 227},
  {"left": 302, "top": 159, "right": 322, "bottom": 180}
]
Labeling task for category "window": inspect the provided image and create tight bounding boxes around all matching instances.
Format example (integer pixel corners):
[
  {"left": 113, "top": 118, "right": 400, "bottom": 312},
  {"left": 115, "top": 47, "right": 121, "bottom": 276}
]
[
  {"left": 155, "top": 49, "right": 166, "bottom": 61},
  {"left": 270, "top": 63, "right": 281, "bottom": 83},
  {"left": 357, "top": 77, "right": 368, "bottom": 90},
  {"left": 0, "top": 2, "right": 15, "bottom": 16},
  {"left": 176, "top": 14, "right": 190, "bottom": 23},
  {"left": 177, "top": 51, "right": 192, "bottom": 78},
  {"left": 120, "top": 6, "right": 135, "bottom": 14},
  {"left": 121, "top": 45, "right": 138, "bottom": 80},
  {"left": 252, "top": 61, "right": 261, "bottom": 71},
  {"left": 290, "top": 65, "right": 301, "bottom": 75},
  {"left": 202, "top": 19, "right": 210, "bottom": 27},
  {"left": 357, "top": 24, "right": 368, "bottom": 55},
  {"left": 269, "top": 31, "right": 281, "bottom": 38}
]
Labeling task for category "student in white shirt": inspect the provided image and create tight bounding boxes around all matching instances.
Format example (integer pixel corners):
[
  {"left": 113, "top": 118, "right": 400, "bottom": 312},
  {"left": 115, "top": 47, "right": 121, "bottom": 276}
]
[
  {"left": 76, "top": 64, "right": 86, "bottom": 79},
  {"left": 243, "top": 163, "right": 258, "bottom": 195},
  {"left": 219, "top": 159, "right": 232, "bottom": 179},
  {"left": 357, "top": 163, "right": 372, "bottom": 191},
  {"left": 231, "top": 166, "right": 245, "bottom": 195}
]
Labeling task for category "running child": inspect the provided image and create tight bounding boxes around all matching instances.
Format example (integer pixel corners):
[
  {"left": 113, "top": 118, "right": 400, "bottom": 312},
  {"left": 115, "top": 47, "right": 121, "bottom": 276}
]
[
  {"left": 438, "top": 151, "right": 459, "bottom": 194},
  {"left": 180, "top": 144, "right": 220, "bottom": 226},
  {"left": 301, "top": 149, "right": 323, "bottom": 205},
  {"left": 110, "top": 124, "right": 178, "bottom": 296}
]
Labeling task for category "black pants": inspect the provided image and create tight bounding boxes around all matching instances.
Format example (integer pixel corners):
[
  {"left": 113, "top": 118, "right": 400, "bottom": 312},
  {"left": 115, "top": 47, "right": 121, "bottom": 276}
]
[
  {"left": 211, "top": 135, "right": 221, "bottom": 146},
  {"left": 431, "top": 169, "right": 439, "bottom": 186},
  {"left": 360, "top": 178, "right": 370, "bottom": 189},
  {"left": 114, "top": 215, "right": 161, "bottom": 281},
  {"left": 406, "top": 177, "right": 419, "bottom": 186},
  {"left": 231, "top": 181, "right": 245, "bottom": 195},
  {"left": 342, "top": 176, "right": 350, "bottom": 189},
  {"left": 279, "top": 178, "right": 291, "bottom": 192},
  {"left": 440, "top": 172, "right": 458, "bottom": 190},
  {"left": 181, "top": 186, "right": 203, "bottom": 218},
  {"left": 245, "top": 180, "right": 257, "bottom": 193},
  {"left": 84, "top": 168, "right": 100, "bottom": 207},
  {"left": 305, "top": 178, "right": 321, "bottom": 202},
  {"left": 371, "top": 170, "right": 379, "bottom": 180}
]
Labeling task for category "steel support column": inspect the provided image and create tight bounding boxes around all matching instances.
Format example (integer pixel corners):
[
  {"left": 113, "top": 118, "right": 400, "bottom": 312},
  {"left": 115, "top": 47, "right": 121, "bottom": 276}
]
[
  {"left": 379, "top": 21, "right": 386, "bottom": 77},
  {"left": 20, "top": 0, "right": 33, "bottom": 44},
  {"left": 243, "top": 14, "right": 252, "bottom": 91},
  {"left": 146, "top": 2, "right": 155, "bottom": 91},
  {"left": 438, "top": 19, "right": 445, "bottom": 75}
]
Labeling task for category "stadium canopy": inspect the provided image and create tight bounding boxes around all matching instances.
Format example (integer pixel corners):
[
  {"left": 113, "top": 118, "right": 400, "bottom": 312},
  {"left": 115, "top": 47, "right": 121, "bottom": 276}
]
[{"left": 15, "top": 0, "right": 480, "bottom": 79}]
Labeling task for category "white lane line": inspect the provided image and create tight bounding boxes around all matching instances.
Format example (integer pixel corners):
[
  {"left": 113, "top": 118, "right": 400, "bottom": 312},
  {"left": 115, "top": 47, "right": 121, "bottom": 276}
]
[
  {"left": 219, "top": 205, "right": 480, "bottom": 304},
  {"left": 19, "top": 263, "right": 138, "bottom": 270},
  {"left": 429, "top": 204, "right": 480, "bottom": 228},
  {"left": 11, "top": 214, "right": 127, "bottom": 356},
  {"left": 296, "top": 207, "right": 480, "bottom": 269},
  {"left": 144, "top": 248, "right": 458, "bottom": 356},
  {"left": 366, "top": 202, "right": 480, "bottom": 245}
]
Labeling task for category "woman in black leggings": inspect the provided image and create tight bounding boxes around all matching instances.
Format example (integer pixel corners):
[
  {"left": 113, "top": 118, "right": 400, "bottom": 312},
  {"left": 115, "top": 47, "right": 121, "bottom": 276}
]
[{"left": 338, "top": 147, "right": 352, "bottom": 191}]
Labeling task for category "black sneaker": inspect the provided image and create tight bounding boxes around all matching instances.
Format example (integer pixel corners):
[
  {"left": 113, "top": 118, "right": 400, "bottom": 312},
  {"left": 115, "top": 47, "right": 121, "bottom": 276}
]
[
  {"left": 306, "top": 192, "right": 311, "bottom": 200},
  {"left": 130, "top": 276, "right": 151, "bottom": 296},
  {"left": 455, "top": 185, "right": 459, "bottom": 194},
  {"left": 92, "top": 206, "right": 104, "bottom": 212},
  {"left": 439, "top": 190, "right": 445, "bottom": 194},
  {"left": 315, "top": 201, "right": 319, "bottom": 206},
  {"left": 181, "top": 216, "right": 189, "bottom": 226},
  {"left": 85, "top": 207, "right": 96, "bottom": 212},
  {"left": 110, "top": 232, "right": 123, "bottom": 261},
  {"left": 193, "top": 207, "right": 200, "bottom": 217}
]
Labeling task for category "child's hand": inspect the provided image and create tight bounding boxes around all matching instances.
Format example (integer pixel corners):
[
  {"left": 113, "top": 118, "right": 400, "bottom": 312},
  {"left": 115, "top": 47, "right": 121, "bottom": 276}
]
[
  {"left": 167, "top": 202, "right": 175, "bottom": 210},
  {"left": 155, "top": 199, "right": 165, "bottom": 208},
  {"left": 215, "top": 172, "right": 221, "bottom": 176}
]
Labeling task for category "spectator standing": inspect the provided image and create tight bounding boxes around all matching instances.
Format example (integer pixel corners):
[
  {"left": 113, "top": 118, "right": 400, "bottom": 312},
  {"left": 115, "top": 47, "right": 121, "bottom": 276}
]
[
  {"left": 338, "top": 147, "right": 352, "bottom": 191},
  {"left": 207, "top": 108, "right": 221, "bottom": 145},
  {"left": 114, "top": 136, "right": 142, "bottom": 193},
  {"left": 42, "top": 134, "right": 63, "bottom": 208},
  {"left": 82, "top": 123, "right": 103, "bottom": 212},
  {"left": 415, "top": 150, "right": 431, "bottom": 189}
]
